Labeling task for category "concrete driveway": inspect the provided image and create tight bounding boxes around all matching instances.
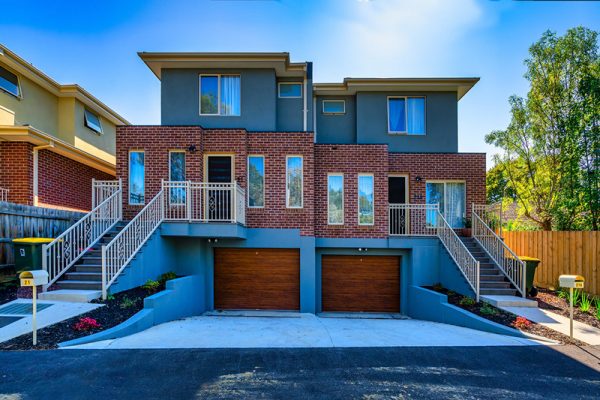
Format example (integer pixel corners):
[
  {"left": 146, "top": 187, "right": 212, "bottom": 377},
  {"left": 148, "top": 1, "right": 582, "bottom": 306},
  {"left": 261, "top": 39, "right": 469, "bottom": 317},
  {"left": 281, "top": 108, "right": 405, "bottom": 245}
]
[{"left": 64, "top": 313, "right": 542, "bottom": 349}]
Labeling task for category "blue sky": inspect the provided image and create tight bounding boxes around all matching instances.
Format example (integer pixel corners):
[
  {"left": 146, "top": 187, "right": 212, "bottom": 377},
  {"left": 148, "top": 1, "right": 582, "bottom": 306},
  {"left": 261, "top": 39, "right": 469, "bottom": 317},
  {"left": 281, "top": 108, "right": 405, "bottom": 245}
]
[{"left": 1, "top": 0, "right": 599, "bottom": 167}]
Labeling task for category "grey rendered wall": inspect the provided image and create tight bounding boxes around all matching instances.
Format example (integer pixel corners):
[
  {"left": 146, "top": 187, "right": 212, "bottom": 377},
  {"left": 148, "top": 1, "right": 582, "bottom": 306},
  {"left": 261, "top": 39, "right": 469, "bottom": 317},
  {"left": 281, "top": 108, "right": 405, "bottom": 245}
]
[
  {"left": 315, "top": 95, "right": 356, "bottom": 144},
  {"left": 161, "top": 68, "right": 277, "bottom": 131},
  {"left": 276, "top": 77, "right": 304, "bottom": 131},
  {"left": 355, "top": 91, "right": 458, "bottom": 152}
]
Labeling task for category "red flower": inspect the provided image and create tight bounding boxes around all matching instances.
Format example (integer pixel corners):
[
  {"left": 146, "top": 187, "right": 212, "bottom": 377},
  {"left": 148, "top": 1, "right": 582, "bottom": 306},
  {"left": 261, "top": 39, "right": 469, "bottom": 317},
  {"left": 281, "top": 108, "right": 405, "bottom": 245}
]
[
  {"left": 512, "top": 316, "right": 532, "bottom": 329},
  {"left": 73, "top": 317, "right": 101, "bottom": 331}
]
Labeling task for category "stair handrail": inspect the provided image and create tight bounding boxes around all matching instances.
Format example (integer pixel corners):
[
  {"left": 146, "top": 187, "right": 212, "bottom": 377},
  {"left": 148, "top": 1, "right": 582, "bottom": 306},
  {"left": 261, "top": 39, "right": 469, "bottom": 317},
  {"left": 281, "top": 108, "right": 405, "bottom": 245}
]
[
  {"left": 435, "top": 209, "right": 480, "bottom": 301},
  {"left": 472, "top": 207, "right": 526, "bottom": 297},
  {"left": 42, "top": 186, "right": 122, "bottom": 289},
  {"left": 101, "top": 190, "right": 164, "bottom": 299}
]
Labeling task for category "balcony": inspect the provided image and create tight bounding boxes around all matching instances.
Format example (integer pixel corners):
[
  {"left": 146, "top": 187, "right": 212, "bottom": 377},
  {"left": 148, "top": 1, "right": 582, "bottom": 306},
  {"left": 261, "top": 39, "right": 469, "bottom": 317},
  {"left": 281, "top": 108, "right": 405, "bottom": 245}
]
[{"left": 388, "top": 203, "right": 439, "bottom": 236}]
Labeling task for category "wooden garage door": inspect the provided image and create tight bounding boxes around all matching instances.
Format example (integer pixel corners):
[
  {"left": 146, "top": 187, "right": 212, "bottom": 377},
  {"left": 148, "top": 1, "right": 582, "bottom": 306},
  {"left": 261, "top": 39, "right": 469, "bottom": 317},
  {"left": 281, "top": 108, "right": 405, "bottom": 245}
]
[
  {"left": 322, "top": 255, "right": 400, "bottom": 312},
  {"left": 214, "top": 248, "right": 300, "bottom": 310}
]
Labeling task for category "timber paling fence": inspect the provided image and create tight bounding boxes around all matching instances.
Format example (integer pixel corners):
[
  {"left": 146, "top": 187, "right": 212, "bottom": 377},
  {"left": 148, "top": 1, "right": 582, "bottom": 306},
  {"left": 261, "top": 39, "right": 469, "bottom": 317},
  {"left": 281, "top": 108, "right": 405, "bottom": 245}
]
[
  {"left": 0, "top": 201, "right": 83, "bottom": 268},
  {"left": 502, "top": 231, "right": 600, "bottom": 297}
]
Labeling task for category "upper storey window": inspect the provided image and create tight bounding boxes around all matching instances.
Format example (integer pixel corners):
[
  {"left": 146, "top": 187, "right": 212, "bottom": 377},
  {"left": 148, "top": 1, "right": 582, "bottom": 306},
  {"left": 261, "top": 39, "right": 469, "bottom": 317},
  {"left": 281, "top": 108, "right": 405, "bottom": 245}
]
[
  {"left": 322, "top": 100, "right": 345, "bottom": 114},
  {"left": 199, "top": 75, "right": 241, "bottom": 116},
  {"left": 0, "top": 65, "right": 20, "bottom": 97},
  {"left": 84, "top": 109, "right": 103, "bottom": 134},
  {"left": 278, "top": 82, "right": 302, "bottom": 98},
  {"left": 388, "top": 96, "right": 426, "bottom": 135}
]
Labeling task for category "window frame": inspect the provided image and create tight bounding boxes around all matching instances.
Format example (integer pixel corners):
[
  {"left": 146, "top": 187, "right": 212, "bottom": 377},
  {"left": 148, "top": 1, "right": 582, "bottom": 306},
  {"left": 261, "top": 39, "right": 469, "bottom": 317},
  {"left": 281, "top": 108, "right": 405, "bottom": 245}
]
[
  {"left": 425, "top": 180, "right": 466, "bottom": 228},
  {"left": 0, "top": 65, "right": 21, "bottom": 99},
  {"left": 247, "top": 154, "right": 265, "bottom": 209},
  {"left": 128, "top": 150, "right": 145, "bottom": 206},
  {"left": 278, "top": 82, "right": 303, "bottom": 99},
  {"left": 322, "top": 100, "right": 346, "bottom": 115},
  {"left": 327, "top": 173, "right": 344, "bottom": 225},
  {"left": 84, "top": 109, "right": 103, "bottom": 134},
  {"left": 357, "top": 173, "right": 375, "bottom": 226},
  {"left": 286, "top": 155, "right": 304, "bottom": 209},
  {"left": 199, "top": 74, "right": 241, "bottom": 116},
  {"left": 387, "top": 96, "right": 426, "bottom": 135}
]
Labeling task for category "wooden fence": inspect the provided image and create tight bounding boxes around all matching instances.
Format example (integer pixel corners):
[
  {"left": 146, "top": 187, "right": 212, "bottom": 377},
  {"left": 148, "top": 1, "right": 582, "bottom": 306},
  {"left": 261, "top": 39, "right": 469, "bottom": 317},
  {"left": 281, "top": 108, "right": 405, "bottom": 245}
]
[
  {"left": 502, "top": 231, "right": 600, "bottom": 296},
  {"left": 0, "top": 201, "right": 83, "bottom": 267}
]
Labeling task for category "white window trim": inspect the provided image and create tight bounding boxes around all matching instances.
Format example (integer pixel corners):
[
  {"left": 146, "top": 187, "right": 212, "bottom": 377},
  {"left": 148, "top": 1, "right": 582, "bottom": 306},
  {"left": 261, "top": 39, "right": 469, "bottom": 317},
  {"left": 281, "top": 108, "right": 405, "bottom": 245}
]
[
  {"left": 327, "top": 173, "right": 344, "bottom": 225},
  {"left": 247, "top": 155, "right": 265, "bottom": 209},
  {"left": 84, "top": 109, "right": 103, "bottom": 134},
  {"left": 0, "top": 65, "right": 22, "bottom": 99},
  {"left": 168, "top": 150, "right": 186, "bottom": 206},
  {"left": 425, "top": 180, "right": 467, "bottom": 226},
  {"left": 286, "top": 155, "right": 303, "bottom": 208},
  {"left": 278, "top": 82, "right": 303, "bottom": 99},
  {"left": 387, "top": 96, "right": 426, "bottom": 135},
  {"left": 357, "top": 173, "right": 375, "bottom": 226},
  {"left": 199, "top": 74, "right": 241, "bottom": 116},
  {"left": 322, "top": 100, "right": 346, "bottom": 115},
  {"left": 128, "top": 150, "right": 145, "bottom": 206}
]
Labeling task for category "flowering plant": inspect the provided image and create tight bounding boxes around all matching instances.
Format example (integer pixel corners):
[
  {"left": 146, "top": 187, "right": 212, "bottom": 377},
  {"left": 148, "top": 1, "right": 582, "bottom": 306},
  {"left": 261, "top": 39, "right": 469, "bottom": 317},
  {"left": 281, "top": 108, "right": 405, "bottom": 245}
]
[
  {"left": 512, "top": 316, "right": 532, "bottom": 329},
  {"left": 73, "top": 317, "right": 101, "bottom": 331}
]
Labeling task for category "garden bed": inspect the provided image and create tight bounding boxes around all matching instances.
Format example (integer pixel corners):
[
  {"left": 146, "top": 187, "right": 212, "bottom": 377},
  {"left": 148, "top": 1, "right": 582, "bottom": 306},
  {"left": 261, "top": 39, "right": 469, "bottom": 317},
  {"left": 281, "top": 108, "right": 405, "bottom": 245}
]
[
  {"left": 535, "top": 288, "right": 600, "bottom": 329},
  {"left": 427, "top": 285, "right": 585, "bottom": 346},
  {"left": 0, "top": 283, "right": 17, "bottom": 306}
]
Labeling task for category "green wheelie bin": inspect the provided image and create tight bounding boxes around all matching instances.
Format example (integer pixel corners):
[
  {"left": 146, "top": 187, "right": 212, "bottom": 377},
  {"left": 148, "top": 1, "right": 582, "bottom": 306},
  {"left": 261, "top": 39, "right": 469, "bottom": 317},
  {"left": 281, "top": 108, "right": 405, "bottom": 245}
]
[
  {"left": 12, "top": 238, "right": 54, "bottom": 273},
  {"left": 520, "top": 256, "right": 541, "bottom": 297}
]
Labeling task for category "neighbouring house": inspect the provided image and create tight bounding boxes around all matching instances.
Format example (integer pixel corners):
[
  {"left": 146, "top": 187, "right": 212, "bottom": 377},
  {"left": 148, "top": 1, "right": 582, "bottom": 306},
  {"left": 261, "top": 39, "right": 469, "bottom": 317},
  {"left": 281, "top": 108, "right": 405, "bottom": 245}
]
[
  {"left": 41, "top": 52, "right": 528, "bottom": 314},
  {"left": 0, "top": 44, "right": 129, "bottom": 211}
]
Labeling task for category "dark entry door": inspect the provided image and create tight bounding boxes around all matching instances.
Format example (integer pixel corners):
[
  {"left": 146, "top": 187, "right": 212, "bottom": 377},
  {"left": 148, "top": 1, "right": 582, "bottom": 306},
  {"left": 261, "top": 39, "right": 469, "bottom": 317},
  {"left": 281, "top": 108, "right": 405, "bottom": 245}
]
[
  {"left": 389, "top": 176, "right": 407, "bottom": 234},
  {"left": 207, "top": 156, "right": 232, "bottom": 220}
]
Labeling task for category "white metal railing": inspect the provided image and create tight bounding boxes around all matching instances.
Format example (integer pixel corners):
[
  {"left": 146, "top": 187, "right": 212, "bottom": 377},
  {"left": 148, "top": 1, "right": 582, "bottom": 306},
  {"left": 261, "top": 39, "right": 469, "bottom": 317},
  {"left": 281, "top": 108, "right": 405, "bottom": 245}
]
[
  {"left": 436, "top": 210, "right": 480, "bottom": 301},
  {"left": 0, "top": 188, "right": 8, "bottom": 202},
  {"left": 389, "top": 204, "right": 439, "bottom": 236},
  {"left": 102, "top": 190, "right": 164, "bottom": 299},
  {"left": 472, "top": 206, "right": 526, "bottom": 297},
  {"left": 92, "top": 179, "right": 122, "bottom": 209},
  {"left": 473, "top": 202, "right": 503, "bottom": 236},
  {"left": 43, "top": 185, "right": 122, "bottom": 288},
  {"left": 163, "top": 180, "right": 246, "bottom": 224}
]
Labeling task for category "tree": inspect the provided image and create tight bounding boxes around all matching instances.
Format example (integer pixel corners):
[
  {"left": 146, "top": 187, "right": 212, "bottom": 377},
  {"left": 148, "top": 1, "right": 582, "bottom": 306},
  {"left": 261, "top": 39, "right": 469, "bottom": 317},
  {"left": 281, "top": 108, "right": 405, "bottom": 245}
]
[
  {"left": 486, "top": 27, "right": 600, "bottom": 230},
  {"left": 486, "top": 163, "right": 516, "bottom": 204}
]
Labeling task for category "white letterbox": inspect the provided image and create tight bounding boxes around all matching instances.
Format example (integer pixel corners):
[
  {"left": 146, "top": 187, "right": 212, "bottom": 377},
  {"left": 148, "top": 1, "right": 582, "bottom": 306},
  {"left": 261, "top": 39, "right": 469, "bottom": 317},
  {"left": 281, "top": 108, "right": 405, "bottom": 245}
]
[
  {"left": 19, "top": 270, "right": 49, "bottom": 287},
  {"left": 559, "top": 274, "right": 584, "bottom": 289}
]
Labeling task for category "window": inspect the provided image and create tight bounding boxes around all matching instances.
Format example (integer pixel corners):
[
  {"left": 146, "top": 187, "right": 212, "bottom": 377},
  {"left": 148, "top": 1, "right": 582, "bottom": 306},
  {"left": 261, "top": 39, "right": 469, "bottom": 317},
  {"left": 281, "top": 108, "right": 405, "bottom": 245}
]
[
  {"left": 129, "top": 151, "right": 145, "bottom": 205},
  {"left": 322, "top": 100, "right": 345, "bottom": 114},
  {"left": 328, "top": 174, "right": 344, "bottom": 225},
  {"left": 84, "top": 109, "right": 103, "bottom": 134},
  {"left": 278, "top": 82, "right": 302, "bottom": 98},
  {"left": 388, "top": 97, "right": 425, "bottom": 134},
  {"left": 199, "top": 75, "right": 240, "bottom": 116},
  {"left": 286, "top": 156, "right": 303, "bottom": 208},
  {"left": 426, "top": 181, "right": 466, "bottom": 228},
  {"left": 358, "top": 174, "right": 374, "bottom": 225},
  {"left": 169, "top": 151, "right": 186, "bottom": 204},
  {"left": 0, "top": 65, "right": 20, "bottom": 97},
  {"left": 248, "top": 155, "right": 265, "bottom": 208}
]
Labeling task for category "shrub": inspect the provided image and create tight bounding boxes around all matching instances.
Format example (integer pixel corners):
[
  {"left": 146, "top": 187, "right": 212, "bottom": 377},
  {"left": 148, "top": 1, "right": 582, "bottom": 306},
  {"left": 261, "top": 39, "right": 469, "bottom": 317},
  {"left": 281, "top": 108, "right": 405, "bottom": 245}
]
[
  {"left": 159, "top": 271, "right": 177, "bottom": 285},
  {"left": 142, "top": 279, "right": 160, "bottom": 293},
  {"left": 595, "top": 299, "right": 600, "bottom": 321},
  {"left": 512, "top": 316, "right": 532, "bottom": 329},
  {"left": 73, "top": 317, "right": 101, "bottom": 331},
  {"left": 480, "top": 304, "right": 498, "bottom": 316},
  {"left": 579, "top": 293, "right": 592, "bottom": 313},
  {"left": 459, "top": 297, "right": 476, "bottom": 306},
  {"left": 119, "top": 296, "right": 136, "bottom": 309}
]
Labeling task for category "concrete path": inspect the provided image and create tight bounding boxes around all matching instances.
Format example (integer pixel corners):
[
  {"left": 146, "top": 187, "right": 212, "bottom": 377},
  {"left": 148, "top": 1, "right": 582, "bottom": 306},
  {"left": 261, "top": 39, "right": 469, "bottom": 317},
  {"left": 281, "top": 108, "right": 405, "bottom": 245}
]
[
  {"left": 0, "top": 299, "right": 102, "bottom": 343},
  {"left": 501, "top": 306, "right": 600, "bottom": 345},
  {"left": 64, "top": 314, "right": 542, "bottom": 349}
]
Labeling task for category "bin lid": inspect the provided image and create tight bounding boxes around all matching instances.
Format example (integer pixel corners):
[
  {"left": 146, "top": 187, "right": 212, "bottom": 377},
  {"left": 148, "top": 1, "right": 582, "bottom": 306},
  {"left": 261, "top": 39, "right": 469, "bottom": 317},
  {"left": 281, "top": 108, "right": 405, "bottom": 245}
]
[
  {"left": 12, "top": 238, "right": 54, "bottom": 244},
  {"left": 519, "top": 256, "right": 541, "bottom": 262}
]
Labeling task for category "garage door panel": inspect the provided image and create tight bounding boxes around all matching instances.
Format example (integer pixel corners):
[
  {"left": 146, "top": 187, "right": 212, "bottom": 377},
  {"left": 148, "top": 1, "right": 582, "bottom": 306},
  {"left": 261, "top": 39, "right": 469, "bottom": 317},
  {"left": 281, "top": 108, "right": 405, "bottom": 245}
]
[
  {"left": 215, "top": 248, "right": 300, "bottom": 310},
  {"left": 322, "top": 255, "right": 400, "bottom": 313}
]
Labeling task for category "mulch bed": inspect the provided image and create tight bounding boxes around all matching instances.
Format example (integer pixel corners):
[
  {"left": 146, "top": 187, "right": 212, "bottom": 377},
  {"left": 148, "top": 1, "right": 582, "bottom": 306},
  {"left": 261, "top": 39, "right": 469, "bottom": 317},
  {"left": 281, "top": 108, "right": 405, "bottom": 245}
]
[
  {"left": 427, "top": 286, "right": 585, "bottom": 346},
  {"left": 0, "top": 284, "right": 17, "bottom": 305},
  {"left": 0, "top": 285, "right": 161, "bottom": 351},
  {"left": 535, "top": 288, "right": 600, "bottom": 330}
]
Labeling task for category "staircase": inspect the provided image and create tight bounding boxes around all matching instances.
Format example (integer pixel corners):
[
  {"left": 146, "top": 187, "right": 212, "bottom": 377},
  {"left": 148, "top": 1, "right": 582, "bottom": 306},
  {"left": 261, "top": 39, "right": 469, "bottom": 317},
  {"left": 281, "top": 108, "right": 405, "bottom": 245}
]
[{"left": 459, "top": 236, "right": 518, "bottom": 296}]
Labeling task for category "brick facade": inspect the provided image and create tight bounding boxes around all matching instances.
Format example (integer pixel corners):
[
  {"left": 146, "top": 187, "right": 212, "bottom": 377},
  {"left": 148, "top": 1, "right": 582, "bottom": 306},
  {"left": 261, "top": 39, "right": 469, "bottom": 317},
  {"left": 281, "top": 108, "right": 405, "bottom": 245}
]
[
  {"left": 0, "top": 141, "right": 113, "bottom": 211},
  {"left": 116, "top": 126, "right": 486, "bottom": 237}
]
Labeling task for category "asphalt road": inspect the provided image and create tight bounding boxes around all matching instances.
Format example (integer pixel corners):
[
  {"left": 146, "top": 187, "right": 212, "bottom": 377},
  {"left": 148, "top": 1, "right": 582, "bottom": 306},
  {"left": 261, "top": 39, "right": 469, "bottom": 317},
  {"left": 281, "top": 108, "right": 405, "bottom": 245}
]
[{"left": 1, "top": 346, "right": 599, "bottom": 399}]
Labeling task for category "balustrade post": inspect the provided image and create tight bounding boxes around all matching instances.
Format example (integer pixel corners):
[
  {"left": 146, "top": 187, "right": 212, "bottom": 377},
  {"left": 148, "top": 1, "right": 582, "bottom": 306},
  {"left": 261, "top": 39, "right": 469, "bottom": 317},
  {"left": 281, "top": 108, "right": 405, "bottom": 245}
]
[
  {"left": 232, "top": 181, "right": 237, "bottom": 224},
  {"left": 101, "top": 245, "right": 107, "bottom": 300}
]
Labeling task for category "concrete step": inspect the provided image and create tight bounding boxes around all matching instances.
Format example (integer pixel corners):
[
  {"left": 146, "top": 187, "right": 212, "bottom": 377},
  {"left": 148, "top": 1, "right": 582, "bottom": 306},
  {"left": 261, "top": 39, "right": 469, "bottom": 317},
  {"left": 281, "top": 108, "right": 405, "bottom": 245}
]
[
  {"left": 79, "top": 256, "right": 102, "bottom": 263},
  {"left": 480, "top": 281, "right": 512, "bottom": 289},
  {"left": 65, "top": 272, "right": 102, "bottom": 281},
  {"left": 479, "top": 274, "right": 506, "bottom": 282},
  {"left": 75, "top": 265, "right": 102, "bottom": 273},
  {"left": 56, "top": 280, "right": 102, "bottom": 290},
  {"left": 480, "top": 288, "right": 518, "bottom": 296},
  {"left": 480, "top": 295, "right": 538, "bottom": 308},
  {"left": 38, "top": 289, "right": 101, "bottom": 303}
]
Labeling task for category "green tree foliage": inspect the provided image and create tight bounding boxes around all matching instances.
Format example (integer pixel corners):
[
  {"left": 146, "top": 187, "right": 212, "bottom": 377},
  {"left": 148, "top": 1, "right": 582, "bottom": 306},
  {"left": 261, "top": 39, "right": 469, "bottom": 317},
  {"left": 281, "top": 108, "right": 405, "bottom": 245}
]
[
  {"left": 486, "top": 27, "right": 600, "bottom": 231},
  {"left": 486, "top": 163, "right": 516, "bottom": 204}
]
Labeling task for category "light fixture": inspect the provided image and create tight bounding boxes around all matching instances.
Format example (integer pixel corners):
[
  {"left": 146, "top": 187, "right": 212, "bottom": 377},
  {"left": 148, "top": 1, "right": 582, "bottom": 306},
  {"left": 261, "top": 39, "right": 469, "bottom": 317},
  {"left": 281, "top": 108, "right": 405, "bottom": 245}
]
[
  {"left": 188, "top": 145, "right": 197, "bottom": 153},
  {"left": 415, "top": 176, "right": 423, "bottom": 182}
]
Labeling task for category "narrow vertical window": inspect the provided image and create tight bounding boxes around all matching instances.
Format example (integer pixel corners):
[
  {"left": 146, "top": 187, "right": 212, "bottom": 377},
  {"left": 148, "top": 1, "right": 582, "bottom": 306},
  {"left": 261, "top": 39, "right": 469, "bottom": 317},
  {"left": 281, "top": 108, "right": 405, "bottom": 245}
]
[
  {"left": 248, "top": 155, "right": 265, "bottom": 208},
  {"left": 129, "top": 151, "right": 145, "bottom": 205},
  {"left": 328, "top": 174, "right": 344, "bottom": 225},
  {"left": 169, "top": 151, "right": 186, "bottom": 204},
  {"left": 286, "top": 156, "right": 303, "bottom": 208},
  {"left": 388, "top": 98, "right": 406, "bottom": 133},
  {"left": 358, "top": 174, "right": 374, "bottom": 225}
]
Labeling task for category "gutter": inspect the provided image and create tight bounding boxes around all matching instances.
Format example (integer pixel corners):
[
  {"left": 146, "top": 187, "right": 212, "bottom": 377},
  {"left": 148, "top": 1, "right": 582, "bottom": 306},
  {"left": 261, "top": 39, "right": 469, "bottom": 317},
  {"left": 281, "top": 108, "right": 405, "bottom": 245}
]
[{"left": 32, "top": 141, "right": 55, "bottom": 206}]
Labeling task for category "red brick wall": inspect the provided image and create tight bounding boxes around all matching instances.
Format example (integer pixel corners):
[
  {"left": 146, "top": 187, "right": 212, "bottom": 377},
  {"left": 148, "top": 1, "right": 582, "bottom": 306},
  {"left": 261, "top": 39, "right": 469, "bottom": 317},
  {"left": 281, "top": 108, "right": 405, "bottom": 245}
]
[
  {"left": 388, "top": 153, "right": 486, "bottom": 215},
  {"left": 314, "top": 144, "right": 389, "bottom": 238},
  {"left": 38, "top": 150, "right": 114, "bottom": 211},
  {"left": 0, "top": 142, "right": 33, "bottom": 205}
]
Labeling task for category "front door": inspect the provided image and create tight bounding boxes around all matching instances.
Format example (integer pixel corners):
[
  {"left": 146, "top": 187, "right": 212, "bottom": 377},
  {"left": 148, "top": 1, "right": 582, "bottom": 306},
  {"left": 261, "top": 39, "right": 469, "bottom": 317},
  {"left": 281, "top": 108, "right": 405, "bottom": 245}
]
[
  {"left": 207, "top": 156, "right": 232, "bottom": 221},
  {"left": 389, "top": 176, "right": 407, "bottom": 234}
]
